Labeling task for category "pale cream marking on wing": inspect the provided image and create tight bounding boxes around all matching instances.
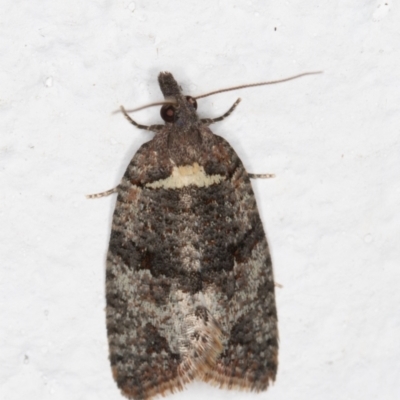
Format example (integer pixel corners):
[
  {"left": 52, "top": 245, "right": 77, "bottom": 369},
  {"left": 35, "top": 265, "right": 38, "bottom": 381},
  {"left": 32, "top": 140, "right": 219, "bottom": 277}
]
[{"left": 145, "top": 162, "right": 225, "bottom": 189}]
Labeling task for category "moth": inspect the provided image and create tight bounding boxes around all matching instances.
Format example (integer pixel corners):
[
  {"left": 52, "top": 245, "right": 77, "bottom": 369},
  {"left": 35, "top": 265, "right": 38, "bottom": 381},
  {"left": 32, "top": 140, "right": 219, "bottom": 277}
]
[{"left": 89, "top": 71, "right": 320, "bottom": 400}]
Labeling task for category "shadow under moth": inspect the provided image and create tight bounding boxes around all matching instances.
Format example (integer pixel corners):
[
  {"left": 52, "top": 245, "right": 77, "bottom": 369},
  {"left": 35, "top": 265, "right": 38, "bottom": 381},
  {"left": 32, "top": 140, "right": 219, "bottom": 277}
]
[{"left": 88, "top": 71, "right": 320, "bottom": 400}]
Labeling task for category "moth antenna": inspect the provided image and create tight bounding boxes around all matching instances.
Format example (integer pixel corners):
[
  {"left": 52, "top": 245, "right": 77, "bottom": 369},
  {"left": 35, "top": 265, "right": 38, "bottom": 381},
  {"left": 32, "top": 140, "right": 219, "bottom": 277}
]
[
  {"left": 194, "top": 71, "right": 323, "bottom": 100},
  {"left": 112, "top": 100, "right": 176, "bottom": 114},
  {"left": 113, "top": 71, "right": 322, "bottom": 114}
]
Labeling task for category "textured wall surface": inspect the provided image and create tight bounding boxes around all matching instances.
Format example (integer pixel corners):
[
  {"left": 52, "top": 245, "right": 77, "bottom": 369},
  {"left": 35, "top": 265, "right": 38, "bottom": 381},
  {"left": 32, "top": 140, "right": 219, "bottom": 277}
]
[{"left": 1, "top": 1, "right": 399, "bottom": 399}]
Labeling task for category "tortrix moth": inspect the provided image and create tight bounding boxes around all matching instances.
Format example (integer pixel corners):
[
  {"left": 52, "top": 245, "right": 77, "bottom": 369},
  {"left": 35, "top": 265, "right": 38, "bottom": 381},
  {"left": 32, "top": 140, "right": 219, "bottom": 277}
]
[{"left": 89, "top": 71, "right": 320, "bottom": 400}]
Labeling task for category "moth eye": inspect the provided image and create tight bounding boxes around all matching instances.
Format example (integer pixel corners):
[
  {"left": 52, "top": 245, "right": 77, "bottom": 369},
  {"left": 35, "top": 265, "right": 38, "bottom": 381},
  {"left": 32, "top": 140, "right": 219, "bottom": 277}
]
[
  {"left": 186, "top": 96, "right": 197, "bottom": 110},
  {"left": 160, "top": 105, "right": 176, "bottom": 122}
]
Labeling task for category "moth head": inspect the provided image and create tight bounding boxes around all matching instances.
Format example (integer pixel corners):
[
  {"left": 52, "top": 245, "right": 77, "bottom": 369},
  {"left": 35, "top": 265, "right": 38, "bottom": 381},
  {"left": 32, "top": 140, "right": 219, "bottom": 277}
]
[
  {"left": 160, "top": 96, "right": 197, "bottom": 123},
  {"left": 158, "top": 72, "right": 198, "bottom": 124},
  {"left": 119, "top": 71, "right": 322, "bottom": 127}
]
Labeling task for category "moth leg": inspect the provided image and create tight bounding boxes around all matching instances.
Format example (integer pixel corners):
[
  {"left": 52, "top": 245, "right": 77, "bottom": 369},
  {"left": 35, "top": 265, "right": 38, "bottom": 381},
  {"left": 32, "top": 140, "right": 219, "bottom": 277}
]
[
  {"left": 200, "top": 98, "right": 241, "bottom": 125},
  {"left": 120, "top": 106, "right": 164, "bottom": 132},
  {"left": 86, "top": 187, "right": 118, "bottom": 199},
  {"left": 248, "top": 173, "right": 275, "bottom": 179}
]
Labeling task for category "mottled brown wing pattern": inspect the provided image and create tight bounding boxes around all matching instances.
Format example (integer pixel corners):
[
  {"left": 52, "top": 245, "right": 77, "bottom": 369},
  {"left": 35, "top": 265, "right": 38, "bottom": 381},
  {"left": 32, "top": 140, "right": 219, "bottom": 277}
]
[{"left": 104, "top": 72, "right": 278, "bottom": 400}]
